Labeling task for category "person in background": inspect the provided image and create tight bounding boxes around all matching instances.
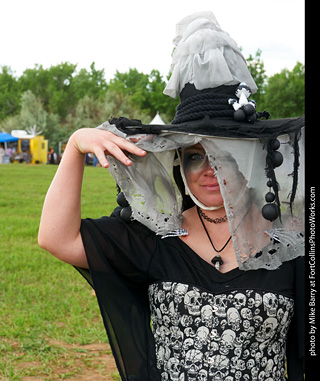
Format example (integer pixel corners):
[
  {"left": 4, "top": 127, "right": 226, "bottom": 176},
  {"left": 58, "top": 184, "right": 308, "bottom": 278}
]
[
  {"left": 48, "top": 146, "right": 56, "bottom": 164},
  {"left": 0, "top": 144, "right": 5, "bottom": 164}
]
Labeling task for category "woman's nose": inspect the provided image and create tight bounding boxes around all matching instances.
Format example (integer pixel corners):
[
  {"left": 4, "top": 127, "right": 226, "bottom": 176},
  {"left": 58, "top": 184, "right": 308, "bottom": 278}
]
[{"left": 203, "top": 158, "right": 215, "bottom": 176}]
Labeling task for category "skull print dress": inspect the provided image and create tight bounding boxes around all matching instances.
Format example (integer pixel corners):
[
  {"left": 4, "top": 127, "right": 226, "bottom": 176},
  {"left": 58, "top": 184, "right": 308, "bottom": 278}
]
[{"left": 76, "top": 211, "right": 305, "bottom": 381}]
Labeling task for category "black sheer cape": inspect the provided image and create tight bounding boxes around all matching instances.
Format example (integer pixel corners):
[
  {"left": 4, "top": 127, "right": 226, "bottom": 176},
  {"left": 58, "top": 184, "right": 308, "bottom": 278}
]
[{"left": 76, "top": 213, "right": 305, "bottom": 380}]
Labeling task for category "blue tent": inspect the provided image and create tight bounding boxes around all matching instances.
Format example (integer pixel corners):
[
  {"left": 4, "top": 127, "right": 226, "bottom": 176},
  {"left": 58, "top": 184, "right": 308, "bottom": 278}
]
[
  {"left": 0, "top": 132, "right": 19, "bottom": 143},
  {"left": 0, "top": 133, "right": 19, "bottom": 163}
]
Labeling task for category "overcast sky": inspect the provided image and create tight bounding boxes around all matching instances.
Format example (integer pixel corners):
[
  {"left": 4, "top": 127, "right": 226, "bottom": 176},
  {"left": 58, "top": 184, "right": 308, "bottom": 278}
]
[{"left": 1, "top": 0, "right": 304, "bottom": 80}]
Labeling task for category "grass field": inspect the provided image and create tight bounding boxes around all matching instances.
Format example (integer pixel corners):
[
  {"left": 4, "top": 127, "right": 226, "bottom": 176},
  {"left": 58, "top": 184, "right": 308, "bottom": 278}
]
[{"left": 0, "top": 163, "right": 120, "bottom": 380}]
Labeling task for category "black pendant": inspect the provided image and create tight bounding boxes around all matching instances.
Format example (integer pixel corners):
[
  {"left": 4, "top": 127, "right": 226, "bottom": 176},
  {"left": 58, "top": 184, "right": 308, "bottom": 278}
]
[{"left": 211, "top": 254, "right": 224, "bottom": 271}]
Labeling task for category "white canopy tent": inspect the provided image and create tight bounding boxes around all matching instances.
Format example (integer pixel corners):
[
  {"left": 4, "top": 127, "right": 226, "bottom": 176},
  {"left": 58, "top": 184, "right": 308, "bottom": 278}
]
[{"left": 150, "top": 112, "right": 165, "bottom": 125}]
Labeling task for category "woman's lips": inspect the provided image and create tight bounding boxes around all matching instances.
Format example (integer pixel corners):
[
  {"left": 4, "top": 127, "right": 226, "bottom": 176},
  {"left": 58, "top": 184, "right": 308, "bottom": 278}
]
[{"left": 201, "top": 183, "right": 220, "bottom": 191}]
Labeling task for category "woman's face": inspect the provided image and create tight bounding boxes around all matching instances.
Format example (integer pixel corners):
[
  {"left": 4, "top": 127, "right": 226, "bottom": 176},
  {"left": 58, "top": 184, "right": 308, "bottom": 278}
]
[{"left": 182, "top": 144, "right": 224, "bottom": 207}]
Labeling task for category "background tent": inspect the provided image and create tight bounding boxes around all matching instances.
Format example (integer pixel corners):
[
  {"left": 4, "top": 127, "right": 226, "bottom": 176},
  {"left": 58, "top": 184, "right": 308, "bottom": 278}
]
[
  {"left": 0, "top": 132, "right": 19, "bottom": 143},
  {"left": 150, "top": 112, "right": 165, "bottom": 125},
  {"left": 0, "top": 132, "right": 19, "bottom": 162}
]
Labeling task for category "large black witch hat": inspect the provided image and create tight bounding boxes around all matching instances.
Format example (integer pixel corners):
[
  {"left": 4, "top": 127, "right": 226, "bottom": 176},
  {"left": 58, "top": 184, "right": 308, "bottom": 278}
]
[{"left": 100, "top": 11, "right": 304, "bottom": 271}]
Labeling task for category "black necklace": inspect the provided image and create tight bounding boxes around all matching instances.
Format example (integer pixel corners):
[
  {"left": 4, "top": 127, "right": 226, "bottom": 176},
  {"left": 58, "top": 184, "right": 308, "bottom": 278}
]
[
  {"left": 197, "top": 206, "right": 232, "bottom": 271},
  {"left": 198, "top": 208, "right": 228, "bottom": 223}
]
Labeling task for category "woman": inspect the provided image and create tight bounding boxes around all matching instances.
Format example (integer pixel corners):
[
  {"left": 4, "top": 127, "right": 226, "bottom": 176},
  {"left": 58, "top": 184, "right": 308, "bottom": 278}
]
[
  {"left": 177, "top": 143, "right": 238, "bottom": 272},
  {"left": 48, "top": 146, "right": 56, "bottom": 164},
  {"left": 0, "top": 143, "right": 5, "bottom": 164},
  {"left": 39, "top": 11, "right": 305, "bottom": 380}
]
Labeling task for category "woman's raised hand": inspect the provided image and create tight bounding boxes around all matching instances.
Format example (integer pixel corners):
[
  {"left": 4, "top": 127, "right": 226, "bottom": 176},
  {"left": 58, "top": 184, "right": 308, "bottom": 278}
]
[{"left": 70, "top": 128, "right": 147, "bottom": 168}]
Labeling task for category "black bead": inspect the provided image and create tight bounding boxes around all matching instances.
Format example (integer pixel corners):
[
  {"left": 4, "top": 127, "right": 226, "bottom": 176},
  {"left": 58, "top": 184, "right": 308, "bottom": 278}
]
[
  {"left": 262, "top": 203, "right": 278, "bottom": 221},
  {"left": 243, "top": 103, "right": 255, "bottom": 116},
  {"left": 246, "top": 113, "right": 257, "bottom": 123},
  {"left": 265, "top": 192, "right": 275, "bottom": 202},
  {"left": 112, "top": 206, "right": 122, "bottom": 218},
  {"left": 273, "top": 151, "right": 283, "bottom": 168},
  {"left": 120, "top": 206, "right": 132, "bottom": 222},
  {"left": 272, "top": 139, "right": 280, "bottom": 150},
  {"left": 117, "top": 192, "right": 129, "bottom": 207},
  {"left": 234, "top": 109, "right": 246, "bottom": 121},
  {"left": 267, "top": 180, "right": 273, "bottom": 187}
]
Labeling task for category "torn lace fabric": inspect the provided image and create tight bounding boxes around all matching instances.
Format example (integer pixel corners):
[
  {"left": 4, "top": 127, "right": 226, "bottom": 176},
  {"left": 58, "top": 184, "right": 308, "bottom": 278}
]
[{"left": 97, "top": 122, "right": 304, "bottom": 271}]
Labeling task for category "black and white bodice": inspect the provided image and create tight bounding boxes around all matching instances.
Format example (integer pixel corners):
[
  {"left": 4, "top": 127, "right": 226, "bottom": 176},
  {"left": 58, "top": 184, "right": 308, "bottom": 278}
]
[{"left": 148, "top": 282, "right": 294, "bottom": 380}]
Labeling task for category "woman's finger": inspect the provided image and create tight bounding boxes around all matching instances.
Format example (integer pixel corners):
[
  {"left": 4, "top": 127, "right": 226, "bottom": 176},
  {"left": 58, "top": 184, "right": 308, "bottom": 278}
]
[
  {"left": 101, "top": 134, "right": 147, "bottom": 166},
  {"left": 72, "top": 129, "right": 147, "bottom": 167},
  {"left": 94, "top": 147, "right": 110, "bottom": 168},
  {"left": 108, "top": 134, "right": 147, "bottom": 157}
]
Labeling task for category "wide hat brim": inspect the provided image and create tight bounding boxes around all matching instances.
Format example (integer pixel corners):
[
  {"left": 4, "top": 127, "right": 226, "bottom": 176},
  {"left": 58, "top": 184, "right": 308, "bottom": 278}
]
[
  {"left": 112, "top": 114, "right": 305, "bottom": 139},
  {"left": 112, "top": 81, "right": 305, "bottom": 139}
]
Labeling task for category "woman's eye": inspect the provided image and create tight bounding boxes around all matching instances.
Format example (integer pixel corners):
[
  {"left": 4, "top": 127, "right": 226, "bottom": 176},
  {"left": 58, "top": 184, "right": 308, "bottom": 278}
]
[{"left": 189, "top": 153, "right": 205, "bottom": 161}]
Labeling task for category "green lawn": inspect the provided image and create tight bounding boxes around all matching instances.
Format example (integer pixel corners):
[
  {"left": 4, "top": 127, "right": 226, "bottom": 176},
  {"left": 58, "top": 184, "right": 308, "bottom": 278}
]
[{"left": 0, "top": 163, "right": 119, "bottom": 380}]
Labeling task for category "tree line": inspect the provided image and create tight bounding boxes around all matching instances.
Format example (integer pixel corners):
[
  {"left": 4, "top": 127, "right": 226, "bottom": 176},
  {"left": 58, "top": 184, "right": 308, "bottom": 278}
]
[{"left": 0, "top": 51, "right": 304, "bottom": 147}]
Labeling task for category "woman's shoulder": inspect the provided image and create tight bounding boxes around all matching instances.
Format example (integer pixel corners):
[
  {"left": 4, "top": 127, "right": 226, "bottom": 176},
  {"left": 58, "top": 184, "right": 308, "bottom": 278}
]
[
  {"left": 81, "top": 207, "right": 158, "bottom": 248},
  {"left": 81, "top": 209, "right": 159, "bottom": 273}
]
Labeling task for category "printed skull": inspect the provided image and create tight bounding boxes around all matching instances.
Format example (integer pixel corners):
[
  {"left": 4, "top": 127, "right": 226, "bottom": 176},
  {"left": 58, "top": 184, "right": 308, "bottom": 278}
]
[
  {"left": 169, "top": 326, "right": 184, "bottom": 353},
  {"left": 198, "top": 369, "right": 208, "bottom": 381},
  {"left": 208, "top": 354, "right": 230, "bottom": 379},
  {"left": 233, "top": 293, "right": 247, "bottom": 309},
  {"left": 168, "top": 301, "right": 180, "bottom": 325},
  {"left": 201, "top": 305, "right": 213, "bottom": 327},
  {"left": 226, "top": 307, "right": 241, "bottom": 331},
  {"left": 194, "top": 326, "right": 210, "bottom": 350},
  {"left": 166, "top": 357, "right": 181, "bottom": 381},
  {"left": 256, "top": 317, "right": 278, "bottom": 343},
  {"left": 263, "top": 293, "right": 278, "bottom": 317},
  {"left": 184, "top": 289, "right": 202, "bottom": 316},
  {"left": 213, "top": 294, "right": 228, "bottom": 317},
  {"left": 172, "top": 283, "right": 189, "bottom": 304},
  {"left": 185, "top": 349, "right": 203, "bottom": 377},
  {"left": 219, "top": 329, "right": 236, "bottom": 355}
]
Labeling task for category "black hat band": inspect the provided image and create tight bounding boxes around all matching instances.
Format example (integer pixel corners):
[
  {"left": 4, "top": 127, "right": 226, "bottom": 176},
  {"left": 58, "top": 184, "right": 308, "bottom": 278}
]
[{"left": 172, "top": 92, "right": 234, "bottom": 124}]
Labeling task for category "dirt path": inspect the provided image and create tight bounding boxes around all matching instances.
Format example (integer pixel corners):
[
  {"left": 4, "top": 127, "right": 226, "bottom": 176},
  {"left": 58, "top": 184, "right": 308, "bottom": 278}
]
[{"left": 17, "top": 341, "right": 118, "bottom": 380}]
